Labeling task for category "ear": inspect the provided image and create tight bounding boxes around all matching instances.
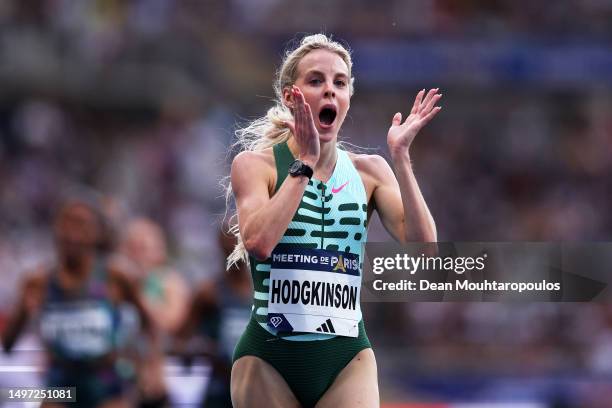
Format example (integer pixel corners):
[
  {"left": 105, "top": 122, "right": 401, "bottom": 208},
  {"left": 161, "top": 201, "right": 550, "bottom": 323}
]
[{"left": 282, "top": 86, "right": 295, "bottom": 110}]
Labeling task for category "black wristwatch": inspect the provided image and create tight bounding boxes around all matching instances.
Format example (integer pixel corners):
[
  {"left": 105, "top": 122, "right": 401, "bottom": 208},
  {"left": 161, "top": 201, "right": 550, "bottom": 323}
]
[{"left": 288, "top": 159, "right": 313, "bottom": 179}]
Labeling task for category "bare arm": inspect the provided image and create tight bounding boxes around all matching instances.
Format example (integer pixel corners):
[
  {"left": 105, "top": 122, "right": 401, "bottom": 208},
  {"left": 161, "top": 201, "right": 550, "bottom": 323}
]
[
  {"left": 147, "top": 272, "right": 189, "bottom": 334},
  {"left": 2, "top": 274, "right": 46, "bottom": 353},
  {"left": 376, "top": 154, "right": 437, "bottom": 242},
  {"left": 234, "top": 86, "right": 320, "bottom": 260},
  {"left": 2, "top": 304, "right": 28, "bottom": 353},
  {"left": 232, "top": 151, "right": 310, "bottom": 260},
  {"left": 108, "top": 258, "right": 155, "bottom": 338},
  {"left": 372, "top": 88, "right": 441, "bottom": 243}
]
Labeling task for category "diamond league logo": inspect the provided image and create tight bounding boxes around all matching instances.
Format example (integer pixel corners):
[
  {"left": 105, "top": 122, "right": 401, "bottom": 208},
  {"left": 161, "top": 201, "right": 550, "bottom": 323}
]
[{"left": 270, "top": 316, "right": 283, "bottom": 327}]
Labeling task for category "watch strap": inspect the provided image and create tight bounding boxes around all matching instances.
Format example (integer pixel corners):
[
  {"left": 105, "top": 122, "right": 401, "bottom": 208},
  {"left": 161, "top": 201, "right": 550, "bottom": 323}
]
[{"left": 289, "top": 159, "right": 313, "bottom": 179}]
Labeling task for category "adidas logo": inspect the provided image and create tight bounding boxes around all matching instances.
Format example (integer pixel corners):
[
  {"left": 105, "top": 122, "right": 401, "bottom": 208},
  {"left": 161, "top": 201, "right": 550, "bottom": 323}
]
[{"left": 315, "top": 319, "right": 336, "bottom": 334}]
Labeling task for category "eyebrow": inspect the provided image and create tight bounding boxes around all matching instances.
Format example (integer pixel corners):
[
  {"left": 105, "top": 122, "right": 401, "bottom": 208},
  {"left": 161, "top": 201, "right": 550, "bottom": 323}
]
[{"left": 305, "top": 70, "right": 348, "bottom": 79}]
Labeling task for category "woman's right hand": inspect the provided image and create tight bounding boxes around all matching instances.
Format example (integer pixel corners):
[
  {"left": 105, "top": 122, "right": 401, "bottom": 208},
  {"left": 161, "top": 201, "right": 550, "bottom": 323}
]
[{"left": 284, "top": 85, "right": 319, "bottom": 167}]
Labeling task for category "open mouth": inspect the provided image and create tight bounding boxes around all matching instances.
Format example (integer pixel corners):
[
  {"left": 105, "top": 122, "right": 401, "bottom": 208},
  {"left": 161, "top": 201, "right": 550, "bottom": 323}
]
[{"left": 318, "top": 105, "right": 337, "bottom": 127}]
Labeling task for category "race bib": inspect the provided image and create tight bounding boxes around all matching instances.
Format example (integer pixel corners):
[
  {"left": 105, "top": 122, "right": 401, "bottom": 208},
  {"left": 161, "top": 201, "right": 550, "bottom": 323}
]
[
  {"left": 40, "top": 301, "right": 115, "bottom": 358},
  {"left": 267, "top": 247, "right": 361, "bottom": 337}
]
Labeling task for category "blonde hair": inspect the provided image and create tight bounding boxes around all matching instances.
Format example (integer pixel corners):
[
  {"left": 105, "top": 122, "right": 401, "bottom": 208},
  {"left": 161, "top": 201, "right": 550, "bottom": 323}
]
[{"left": 226, "top": 33, "right": 354, "bottom": 268}]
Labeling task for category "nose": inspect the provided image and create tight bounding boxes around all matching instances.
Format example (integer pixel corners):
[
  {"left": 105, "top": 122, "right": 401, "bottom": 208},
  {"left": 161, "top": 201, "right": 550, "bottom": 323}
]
[{"left": 323, "top": 80, "right": 335, "bottom": 98}]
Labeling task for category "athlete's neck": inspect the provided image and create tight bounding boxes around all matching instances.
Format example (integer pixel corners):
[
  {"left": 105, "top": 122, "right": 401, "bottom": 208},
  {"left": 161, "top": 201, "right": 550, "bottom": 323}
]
[{"left": 59, "top": 251, "right": 95, "bottom": 286}]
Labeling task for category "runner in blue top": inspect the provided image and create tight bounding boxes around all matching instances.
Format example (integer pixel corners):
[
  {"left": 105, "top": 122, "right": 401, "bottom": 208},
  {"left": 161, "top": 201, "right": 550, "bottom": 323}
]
[
  {"left": 228, "top": 34, "right": 441, "bottom": 408},
  {"left": 2, "top": 198, "right": 153, "bottom": 408}
]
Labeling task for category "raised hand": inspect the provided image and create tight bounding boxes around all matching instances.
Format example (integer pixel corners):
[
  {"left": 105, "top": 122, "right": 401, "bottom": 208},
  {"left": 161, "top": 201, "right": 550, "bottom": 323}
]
[
  {"left": 284, "top": 86, "right": 320, "bottom": 166},
  {"left": 387, "top": 88, "right": 442, "bottom": 158}
]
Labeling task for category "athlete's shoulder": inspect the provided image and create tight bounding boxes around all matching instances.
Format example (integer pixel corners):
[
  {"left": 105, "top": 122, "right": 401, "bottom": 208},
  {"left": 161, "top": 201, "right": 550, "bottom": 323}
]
[
  {"left": 232, "top": 149, "right": 275, "bottom": 170},
  {"left": 22, "top": 266, "right": 51, "bottom": 287},
  {"left": 347, "top": 152, "right": 392, "bottom": 181},
  {"left": 348, "top": 152, "right": 387, "bottom": 167},
  {"left": 231, "top": 148, "right": 276, "bottom": 193},
  {"left": 231, "top": 149, "right": 275, "bottom": 179},
  {"left": 17, "top": 267, "right": 50, "bottom": 304}
]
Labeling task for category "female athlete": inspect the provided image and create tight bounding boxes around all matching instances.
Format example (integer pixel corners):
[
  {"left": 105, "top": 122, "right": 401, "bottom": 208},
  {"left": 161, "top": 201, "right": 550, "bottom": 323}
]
[{"left": 228, "top": 33, "right": 440, "bottom": 408}]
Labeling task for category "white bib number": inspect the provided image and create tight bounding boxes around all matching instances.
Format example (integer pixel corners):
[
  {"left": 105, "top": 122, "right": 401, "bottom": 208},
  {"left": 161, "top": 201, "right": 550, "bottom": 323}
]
[{"left": 267, "top": 247, "right": 361, "bottom": 337}]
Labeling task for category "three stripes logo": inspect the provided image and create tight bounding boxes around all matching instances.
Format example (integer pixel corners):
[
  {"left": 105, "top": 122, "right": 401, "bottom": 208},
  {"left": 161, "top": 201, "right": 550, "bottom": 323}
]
[{"left": 315, "top": 319, "right": 336, "bottom": 334}]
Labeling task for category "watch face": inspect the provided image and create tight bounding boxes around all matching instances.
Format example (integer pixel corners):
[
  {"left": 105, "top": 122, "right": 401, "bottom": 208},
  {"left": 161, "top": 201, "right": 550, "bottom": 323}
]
[
  {"left": 289, "top": 159, "right": 312, "bottom": 178},
  {"left": 289, "top": 160, "right": 303, "bottom": 174}
]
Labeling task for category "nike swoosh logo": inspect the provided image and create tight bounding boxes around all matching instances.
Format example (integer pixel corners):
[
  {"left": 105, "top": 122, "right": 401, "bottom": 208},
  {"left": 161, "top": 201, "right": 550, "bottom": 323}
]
[{"left": 332, "top": 181, "right": 349, "bottom": 194}]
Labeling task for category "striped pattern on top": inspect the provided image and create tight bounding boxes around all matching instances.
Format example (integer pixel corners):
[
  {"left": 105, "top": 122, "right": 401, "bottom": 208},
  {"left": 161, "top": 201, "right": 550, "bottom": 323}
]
[{"left": 250, "top": 143, "right": 368, "bottom": 341}]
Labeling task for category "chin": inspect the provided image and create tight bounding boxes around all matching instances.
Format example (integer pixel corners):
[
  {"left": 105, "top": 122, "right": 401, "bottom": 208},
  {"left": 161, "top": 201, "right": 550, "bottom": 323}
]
[
  {"left": 318, "top": 131, "right": 337, "bottom": 144},
  {"left": 316, "top": 120, "right": 341, "bottom": 143}
]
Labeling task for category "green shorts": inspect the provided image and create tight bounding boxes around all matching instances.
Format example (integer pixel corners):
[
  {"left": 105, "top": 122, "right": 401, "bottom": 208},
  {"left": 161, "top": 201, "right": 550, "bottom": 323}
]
[{"left": 233, "top": 317, "right": 371, "bottom": 407}]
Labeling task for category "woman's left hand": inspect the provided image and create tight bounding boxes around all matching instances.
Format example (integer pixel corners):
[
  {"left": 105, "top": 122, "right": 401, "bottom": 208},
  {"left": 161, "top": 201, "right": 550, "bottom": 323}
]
[{"left": 387, "top": 88, "right": 442, "bottom": 158}]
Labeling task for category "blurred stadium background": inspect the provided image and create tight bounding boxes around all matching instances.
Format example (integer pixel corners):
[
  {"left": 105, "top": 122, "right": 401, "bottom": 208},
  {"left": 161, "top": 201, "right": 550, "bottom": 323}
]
[{"left": 1, "top": 0, "right": 612, "bottom": 406}]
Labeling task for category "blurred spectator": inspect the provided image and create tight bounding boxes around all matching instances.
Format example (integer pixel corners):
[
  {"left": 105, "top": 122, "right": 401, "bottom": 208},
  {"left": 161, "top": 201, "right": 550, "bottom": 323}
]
[
  {"left": 179, "top": 226, "right": 252, "bottom": 408},
  {"left": 120, "top": 217, "right": 189, "bottom": 408}
]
